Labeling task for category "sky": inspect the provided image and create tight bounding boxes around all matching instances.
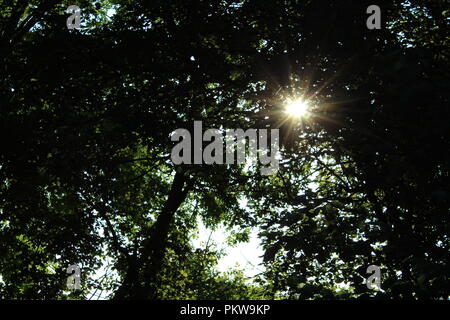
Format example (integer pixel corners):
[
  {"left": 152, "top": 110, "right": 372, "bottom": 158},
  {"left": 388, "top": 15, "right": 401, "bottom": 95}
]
[{"left": 192, "top": 222, "right": 265, "bottom": 279}]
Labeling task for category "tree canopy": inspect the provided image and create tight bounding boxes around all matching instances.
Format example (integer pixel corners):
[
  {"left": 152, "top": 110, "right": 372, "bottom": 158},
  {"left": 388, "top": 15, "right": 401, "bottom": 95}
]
[{"left": 0, "top": 0, "right": 448, "bottom": 299}]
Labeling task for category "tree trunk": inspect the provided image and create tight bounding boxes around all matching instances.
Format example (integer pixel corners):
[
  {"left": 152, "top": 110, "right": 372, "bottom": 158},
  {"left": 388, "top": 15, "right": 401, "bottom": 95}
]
[{"left": 114, "top": 171, "right": 192, "bottom": 299}]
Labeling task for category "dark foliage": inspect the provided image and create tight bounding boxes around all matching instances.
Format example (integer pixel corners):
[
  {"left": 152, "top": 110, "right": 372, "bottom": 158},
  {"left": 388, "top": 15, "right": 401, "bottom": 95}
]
[{"left": 0, "top": 0, "right": 448, "bottom": 299}]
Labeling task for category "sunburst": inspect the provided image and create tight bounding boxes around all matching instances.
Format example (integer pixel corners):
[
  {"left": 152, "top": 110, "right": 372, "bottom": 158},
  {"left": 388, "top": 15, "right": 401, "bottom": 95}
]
[{"left": 285, "top": 98, "right": 309, "bottom": 118}]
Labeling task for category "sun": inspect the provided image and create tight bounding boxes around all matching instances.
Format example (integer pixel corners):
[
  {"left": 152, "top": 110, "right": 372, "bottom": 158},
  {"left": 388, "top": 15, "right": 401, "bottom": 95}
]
[{"left": 285, "top": 98, "right": 309, "bottom": 118}]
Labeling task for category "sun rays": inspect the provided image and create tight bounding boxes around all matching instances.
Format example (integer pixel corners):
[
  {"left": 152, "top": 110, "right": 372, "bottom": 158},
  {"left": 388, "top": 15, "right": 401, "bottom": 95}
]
[{"left": 285, "top": 98, "right": 309, "bottom": 118}]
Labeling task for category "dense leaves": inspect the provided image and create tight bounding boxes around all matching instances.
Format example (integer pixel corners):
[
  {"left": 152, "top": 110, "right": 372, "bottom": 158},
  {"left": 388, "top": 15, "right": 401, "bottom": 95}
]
[{"left": 0, "top": 0, "right": 448, "bottom": 299}]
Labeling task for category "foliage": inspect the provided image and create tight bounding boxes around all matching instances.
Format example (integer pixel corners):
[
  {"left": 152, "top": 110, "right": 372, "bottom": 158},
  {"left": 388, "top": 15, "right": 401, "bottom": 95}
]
[{"left": 0, "top": 0, "right": 448, "bottom": 299}]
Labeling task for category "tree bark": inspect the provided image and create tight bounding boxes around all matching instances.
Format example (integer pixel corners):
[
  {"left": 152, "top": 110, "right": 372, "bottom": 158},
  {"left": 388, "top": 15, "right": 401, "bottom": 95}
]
[{"left": 114, "top": 171, "right": 192, "bottom": 299}]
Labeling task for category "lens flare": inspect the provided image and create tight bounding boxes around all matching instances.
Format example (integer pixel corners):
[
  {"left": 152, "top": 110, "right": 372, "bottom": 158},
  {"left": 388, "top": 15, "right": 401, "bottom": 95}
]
[{"left": 285, "top": 98, "right": 308, "bottom": 118}]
